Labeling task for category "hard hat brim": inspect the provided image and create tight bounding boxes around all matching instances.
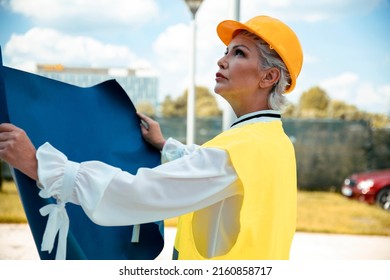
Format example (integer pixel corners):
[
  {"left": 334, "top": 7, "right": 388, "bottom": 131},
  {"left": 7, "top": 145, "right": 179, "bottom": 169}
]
[{"left": 217, "top": 20, "right": 258, "bottom": 46}]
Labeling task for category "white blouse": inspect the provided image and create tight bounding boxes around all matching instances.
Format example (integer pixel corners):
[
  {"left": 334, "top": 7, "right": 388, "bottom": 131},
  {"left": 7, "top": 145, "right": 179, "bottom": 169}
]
[{"left": 36, "top": 110, "right": 281, "bottom": 259}]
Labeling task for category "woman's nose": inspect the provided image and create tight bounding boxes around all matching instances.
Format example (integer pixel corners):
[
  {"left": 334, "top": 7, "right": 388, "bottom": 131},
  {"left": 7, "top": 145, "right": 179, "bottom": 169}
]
[{"left": 217, "top": 57, "right": 228, "bottom": 69}]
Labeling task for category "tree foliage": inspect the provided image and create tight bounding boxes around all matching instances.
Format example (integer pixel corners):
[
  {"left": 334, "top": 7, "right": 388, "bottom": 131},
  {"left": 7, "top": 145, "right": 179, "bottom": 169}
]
[
  {"left": 298, "top": 86, "right": 330, "bottom": 118},
  {"left": 284, "top": 86, "right": 390, "bottom": 129},
  {"left": 135, "top": 101, "right": 156, "bottom": 117},
  {"left": 161, "top": 86, "right": 222, "bottom": 117}
]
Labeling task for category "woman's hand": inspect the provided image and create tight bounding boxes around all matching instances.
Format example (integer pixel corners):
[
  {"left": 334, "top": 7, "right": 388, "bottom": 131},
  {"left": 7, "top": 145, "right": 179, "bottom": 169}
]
[
  {"left": 0, "top": 123, "right": 38, "bottom": 180},
  {"left": 137, "top": 112, "right": 166, "bottom": 151}
]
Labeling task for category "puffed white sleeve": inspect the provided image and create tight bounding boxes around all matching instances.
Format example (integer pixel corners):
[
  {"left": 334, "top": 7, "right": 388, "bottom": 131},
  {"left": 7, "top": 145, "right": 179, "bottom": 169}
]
[
  {"left": 36, "top": 142, "right": 239, "bottom": 226},
  {"left": 161, "top": 137, "right": 199, "bottom": 163}
]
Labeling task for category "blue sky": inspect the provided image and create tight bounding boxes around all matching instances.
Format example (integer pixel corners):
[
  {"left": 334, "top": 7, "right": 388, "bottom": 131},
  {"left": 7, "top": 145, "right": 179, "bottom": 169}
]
[{"left": 1, "top": 0, "right": 389, "bottom": 115}]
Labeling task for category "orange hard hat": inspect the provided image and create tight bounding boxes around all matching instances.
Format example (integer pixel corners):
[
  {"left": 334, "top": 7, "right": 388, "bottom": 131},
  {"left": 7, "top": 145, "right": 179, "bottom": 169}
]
[{"left": 217, "top": 15, "right": 303, "bottom": 93}]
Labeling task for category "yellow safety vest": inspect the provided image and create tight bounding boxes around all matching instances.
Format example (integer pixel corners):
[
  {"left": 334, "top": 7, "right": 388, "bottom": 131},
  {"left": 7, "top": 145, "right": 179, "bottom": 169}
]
[{"left": 173, "top": 121, "right": 297, "bottom": 259}]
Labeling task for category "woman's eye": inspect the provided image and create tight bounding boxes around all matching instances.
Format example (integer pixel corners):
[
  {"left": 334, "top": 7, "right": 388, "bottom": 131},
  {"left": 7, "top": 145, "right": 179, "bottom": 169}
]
[
  {"left": 234, "top": 49, "right": 245, "bottom": 56},
  {"left": 224, "top": 48, "right": 245, "bottom": 56}
]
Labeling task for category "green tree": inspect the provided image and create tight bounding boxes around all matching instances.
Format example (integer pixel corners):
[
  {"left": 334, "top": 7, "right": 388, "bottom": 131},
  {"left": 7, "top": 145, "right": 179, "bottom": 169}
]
[
  {"left": 298, "top": 86, "right": 330, "bottom": 118},
  {"left": 287, "top": 85, "right": 390, "bottom": 128},
  {"left": 195, "top": 86, "right": 222, "bottom": 117},
  {"left": 161, "top": 96, "right": 176, "bottom": 117},
  {"left": 328, "top": 100, "right": 360, "bottom": 120},
  {"left": 161, "top": 86, "right": 222, "bottom": 117},
  {"left": 136, "top": 101, "right": 156, "bottom": 117},
  {"left": 282, "top": 103, "right": 297, "bottom": 118},
  {"left": 366, "top": 113, "right": 390, "bottom": 129}
]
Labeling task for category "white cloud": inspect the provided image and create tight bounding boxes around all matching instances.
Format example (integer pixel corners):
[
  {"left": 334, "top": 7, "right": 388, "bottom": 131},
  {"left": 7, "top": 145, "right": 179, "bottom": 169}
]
[
  {"left": 319, "top": 73, "right": 360, "bottom": 102},
  {"left": 146, "top": 0, "right": 388, "bottom": 101},
  {"left": 2, "top": 0, "right": 388, "bottom": 114},
  {"left": 9, "top": 0, "right": 159, "bottom": 30},
  {"left": 378, "top": 85, "right": 390, "bottom": 114},
  {"left": 241, "top": 0, "right": 385, "bottom": 22},
  {"left": 151, "top": 0, "right": 229, "bottom": 99},
  {"left": 153, "top": 24, "right": 189, "bottom": 72},
  {"left": 355, "top": 83, "right": 382, "bottom": 110},
  {"left": 320, "top": 72, "right": 359, "bottom": 89},
  {"left": 355, "top": 83, "right": 390, "bottom": 114},
  {"left": 4, "top": 27, "right": 150, "bottom": 69},
  {"left": 303, "top": 54, "right": 320, "bottom": 64},
  {"left": 152, "top": 23, "right": 190, "bottom": 98},
  {"left": 319, "top": 72, "right": 390, "bottom": 114}
]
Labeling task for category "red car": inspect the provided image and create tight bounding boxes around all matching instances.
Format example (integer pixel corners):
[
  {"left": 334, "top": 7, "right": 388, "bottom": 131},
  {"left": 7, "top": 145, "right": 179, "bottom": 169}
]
[{"left": 341, "top": 169, "right": 390, "bottom": 211}]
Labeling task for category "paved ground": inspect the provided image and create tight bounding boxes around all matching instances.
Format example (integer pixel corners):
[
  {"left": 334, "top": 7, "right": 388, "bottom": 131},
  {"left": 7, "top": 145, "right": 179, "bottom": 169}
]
[{"left": 1, "top": 224, "right": 390, "bottom": 260}]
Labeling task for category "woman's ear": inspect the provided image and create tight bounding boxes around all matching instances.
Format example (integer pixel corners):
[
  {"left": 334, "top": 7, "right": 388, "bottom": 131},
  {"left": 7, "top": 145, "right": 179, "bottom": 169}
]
[{"left": 259, "top": 67, "right": 280, "bottom": 89}]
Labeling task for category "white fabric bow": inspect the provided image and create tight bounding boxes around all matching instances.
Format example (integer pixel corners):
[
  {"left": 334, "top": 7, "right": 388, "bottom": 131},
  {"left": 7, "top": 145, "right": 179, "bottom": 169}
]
[{"left": 39, "top": 202, "right": 69, "bottom": 260}]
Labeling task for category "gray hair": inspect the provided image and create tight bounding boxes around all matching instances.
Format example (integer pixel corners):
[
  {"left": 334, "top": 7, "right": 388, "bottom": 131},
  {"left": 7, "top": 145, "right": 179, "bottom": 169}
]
[{"left": 236, "top": 30, "right": 291, "bottom": 111}]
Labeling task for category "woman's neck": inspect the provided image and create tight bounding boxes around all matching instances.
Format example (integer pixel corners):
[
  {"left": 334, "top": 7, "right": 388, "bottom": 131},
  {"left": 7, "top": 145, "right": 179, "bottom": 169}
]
[
  {"left": 232, "top": 103, "right": 271, "bottom": 118},
  {"left": 221, "top": 88, "right": 272, "bottom": 118}
]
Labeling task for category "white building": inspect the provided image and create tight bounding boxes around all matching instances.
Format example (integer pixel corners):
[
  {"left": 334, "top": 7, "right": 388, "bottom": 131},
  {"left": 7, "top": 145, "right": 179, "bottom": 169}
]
[{"left": 36, "top": 64, "right": 158, "bottom": 109}]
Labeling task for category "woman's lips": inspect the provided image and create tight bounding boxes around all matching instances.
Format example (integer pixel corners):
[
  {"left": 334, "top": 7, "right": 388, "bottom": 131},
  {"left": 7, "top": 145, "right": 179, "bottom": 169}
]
[{"left": 215, "top": 72, "right": 227, "bottom": 81}]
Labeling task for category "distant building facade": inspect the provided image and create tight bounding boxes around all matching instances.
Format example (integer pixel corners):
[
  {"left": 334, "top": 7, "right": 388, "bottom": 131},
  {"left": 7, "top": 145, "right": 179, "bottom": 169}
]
[{"left": 36, "top": 64, "right": 158, "bottom": 108}]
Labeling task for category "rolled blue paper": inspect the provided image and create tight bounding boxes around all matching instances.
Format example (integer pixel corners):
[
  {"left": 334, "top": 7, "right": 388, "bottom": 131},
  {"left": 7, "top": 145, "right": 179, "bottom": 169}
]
[{"left": 0, "top": 47, "right": 164, "bottom": 260}]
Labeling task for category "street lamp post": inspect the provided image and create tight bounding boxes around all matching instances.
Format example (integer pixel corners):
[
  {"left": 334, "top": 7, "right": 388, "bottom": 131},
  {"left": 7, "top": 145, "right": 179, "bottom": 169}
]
[{"left": 184, "top": 0, "right": 203, "bottom": 145}]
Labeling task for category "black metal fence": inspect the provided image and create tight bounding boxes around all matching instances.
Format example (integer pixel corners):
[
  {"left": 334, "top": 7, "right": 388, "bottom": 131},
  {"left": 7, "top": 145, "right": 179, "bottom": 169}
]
[
  {"left": 2, "top": 117, "right": 389, "bottom": 192},
  {"left": 284, "top": 119, "right": 381, "bottom": 190},
  {"left": 157, "top": 117, "right": 390, "bottom": 191}
]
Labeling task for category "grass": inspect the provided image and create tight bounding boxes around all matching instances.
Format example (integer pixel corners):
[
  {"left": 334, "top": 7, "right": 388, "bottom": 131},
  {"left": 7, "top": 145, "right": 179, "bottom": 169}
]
[
  {"left": 0, "top": 181, "right": 27, "bottom": 223},
  {"left": 297, "top": 191, "right": 390, "bottom": 236},
  {"left": 1, "top": 180, "right": 389, "bottom": 236}
]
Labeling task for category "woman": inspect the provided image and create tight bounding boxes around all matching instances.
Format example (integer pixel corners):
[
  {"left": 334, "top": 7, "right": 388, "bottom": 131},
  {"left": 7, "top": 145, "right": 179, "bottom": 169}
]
[{"left": 0, "top": 15, "right": 303, "bottom": 260}]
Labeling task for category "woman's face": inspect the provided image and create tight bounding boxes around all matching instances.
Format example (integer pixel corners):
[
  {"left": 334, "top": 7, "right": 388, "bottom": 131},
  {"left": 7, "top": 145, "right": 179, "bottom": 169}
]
[{"left": 214, "top": 33, "right": 263, "bottom": 101}]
